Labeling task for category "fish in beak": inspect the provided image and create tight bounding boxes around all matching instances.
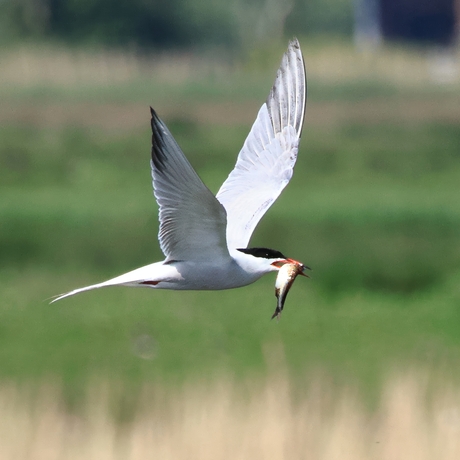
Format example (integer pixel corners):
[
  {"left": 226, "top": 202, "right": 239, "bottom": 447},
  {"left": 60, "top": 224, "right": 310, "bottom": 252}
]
[{"left": 272, "top": 260, "right": 310, "bottom": 320}]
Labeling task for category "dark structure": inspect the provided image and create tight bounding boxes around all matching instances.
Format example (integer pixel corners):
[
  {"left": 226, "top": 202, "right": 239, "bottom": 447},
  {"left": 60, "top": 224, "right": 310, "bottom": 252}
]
[
  {"left": 381, "top": 0, "right": 457, "bottom": 45},
  {"left": 355, "top": 0, "right": 459, "bottom": 47}
]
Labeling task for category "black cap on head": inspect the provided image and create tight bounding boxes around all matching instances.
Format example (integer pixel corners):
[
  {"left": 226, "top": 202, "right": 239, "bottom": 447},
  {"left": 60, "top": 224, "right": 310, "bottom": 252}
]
[{"left": 237, "top": 247, "right": 286, "bottom": 259}]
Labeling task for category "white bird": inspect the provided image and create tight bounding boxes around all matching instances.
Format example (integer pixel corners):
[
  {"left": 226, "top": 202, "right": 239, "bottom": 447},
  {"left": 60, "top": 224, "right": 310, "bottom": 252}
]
[{"left": 52, "top": 39, "right": 309, "bottom": 305}]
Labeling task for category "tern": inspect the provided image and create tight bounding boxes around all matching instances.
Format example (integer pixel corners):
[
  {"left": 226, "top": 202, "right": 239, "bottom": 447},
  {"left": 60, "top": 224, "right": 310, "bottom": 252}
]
[{"left": 52, "top": 39, "right": 309, "bottom": 304}]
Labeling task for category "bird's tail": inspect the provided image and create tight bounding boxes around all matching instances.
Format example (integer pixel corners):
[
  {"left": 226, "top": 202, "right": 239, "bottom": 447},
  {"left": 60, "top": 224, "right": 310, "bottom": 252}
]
[{"left": 50, "top": 262, "right": 166, "bottom": 303}]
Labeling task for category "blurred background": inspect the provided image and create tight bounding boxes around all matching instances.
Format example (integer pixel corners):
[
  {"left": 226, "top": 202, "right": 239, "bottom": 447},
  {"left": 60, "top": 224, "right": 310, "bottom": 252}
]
[{"left": 1, "top": 0, "right": 460, "bottom": 458}]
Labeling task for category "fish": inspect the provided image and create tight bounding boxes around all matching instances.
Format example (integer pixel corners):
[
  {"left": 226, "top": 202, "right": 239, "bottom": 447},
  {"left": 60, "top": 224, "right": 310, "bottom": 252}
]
[{"left": 272, "top": 261, "right": 310, "bottom": 320}]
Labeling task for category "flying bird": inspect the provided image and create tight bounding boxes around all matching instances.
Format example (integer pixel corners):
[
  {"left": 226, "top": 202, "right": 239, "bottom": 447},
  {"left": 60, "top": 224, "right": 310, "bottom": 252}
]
[{"left": 52, "top": 39, "right": 309, "bottom": 308}]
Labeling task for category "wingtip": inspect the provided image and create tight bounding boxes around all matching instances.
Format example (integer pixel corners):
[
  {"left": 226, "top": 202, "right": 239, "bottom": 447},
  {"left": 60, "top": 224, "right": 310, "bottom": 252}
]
[
  {"left": 288, "top": 37, "right": 300, "bottom": 50},
  {"left": 150, "top": 108, "right": 168, "bottom": 171},
  {"left": 150, "top": 107, "right": 161, "bottom": 127},
  {"left": 266, "top": 37, "right": 306, "bottom": 138},
  {"left": 150, "top": 107, "right": 162, "bottom": 129}
]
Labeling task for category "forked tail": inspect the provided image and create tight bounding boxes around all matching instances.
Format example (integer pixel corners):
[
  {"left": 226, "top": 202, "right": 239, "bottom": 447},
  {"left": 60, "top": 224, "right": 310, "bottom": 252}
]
[{"left": 50, "top": 262, "right": 168, "bottom": 303}]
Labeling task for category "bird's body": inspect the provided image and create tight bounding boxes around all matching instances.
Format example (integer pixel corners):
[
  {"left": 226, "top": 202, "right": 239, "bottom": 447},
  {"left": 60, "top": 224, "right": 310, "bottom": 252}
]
[{"left": 52, "top": 39, "right": 309, "bottom": 306}]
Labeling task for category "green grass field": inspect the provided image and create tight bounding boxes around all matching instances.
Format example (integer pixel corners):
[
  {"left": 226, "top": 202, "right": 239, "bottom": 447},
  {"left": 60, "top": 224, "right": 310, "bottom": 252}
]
[{"left": 1, "top": 41, "right": 460, "bottom": 413}]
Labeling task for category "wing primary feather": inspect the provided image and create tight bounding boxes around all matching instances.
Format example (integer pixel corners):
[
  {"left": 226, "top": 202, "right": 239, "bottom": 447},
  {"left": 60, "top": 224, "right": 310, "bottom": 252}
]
[
  {"left": 150, "top": 106, "right": 168, "bottom": 172},
  {"left": 149, "top": 107, "right": 229, "bottom": 262},
  {"left": 216, "top": 39, "right": 307, "bottom": 249}
]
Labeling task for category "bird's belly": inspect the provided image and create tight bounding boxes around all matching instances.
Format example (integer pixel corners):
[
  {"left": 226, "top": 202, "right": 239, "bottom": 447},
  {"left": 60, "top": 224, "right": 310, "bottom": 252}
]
[{"left": 165, "top": 260, "right": 262, "bottom": 290}]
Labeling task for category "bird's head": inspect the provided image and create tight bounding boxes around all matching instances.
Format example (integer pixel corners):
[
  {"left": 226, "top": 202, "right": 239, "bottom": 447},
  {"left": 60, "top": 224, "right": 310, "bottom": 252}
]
[{"left": 237, "top": 247, "right": 310, "bottom": 276}]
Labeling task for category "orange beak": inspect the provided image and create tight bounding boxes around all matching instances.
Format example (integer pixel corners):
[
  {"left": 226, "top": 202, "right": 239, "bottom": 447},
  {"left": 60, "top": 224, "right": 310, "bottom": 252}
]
[{"left": 272, "top": 258, "right": 311, "bottom": 277}]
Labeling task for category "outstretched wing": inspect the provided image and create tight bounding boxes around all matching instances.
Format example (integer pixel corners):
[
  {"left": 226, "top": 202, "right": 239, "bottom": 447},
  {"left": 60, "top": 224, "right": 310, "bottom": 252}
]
[
  {"left": 216, "top": 39, "right": 306, "bottom": 250},
  {"left": 150, "top": 108, "right": 229, "bottom": 262}
]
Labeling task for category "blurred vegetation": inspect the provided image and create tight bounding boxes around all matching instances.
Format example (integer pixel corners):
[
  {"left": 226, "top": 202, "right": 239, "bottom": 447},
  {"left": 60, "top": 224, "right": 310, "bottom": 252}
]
[
  {"left": 2, "top": 373, "right": 460, "bottom": 458},
  {"left": 1, "top": 41, "right": 460, "bottom": 405},
  {"left": 0, "top": 0, "right": 354, "bottom": 48}
]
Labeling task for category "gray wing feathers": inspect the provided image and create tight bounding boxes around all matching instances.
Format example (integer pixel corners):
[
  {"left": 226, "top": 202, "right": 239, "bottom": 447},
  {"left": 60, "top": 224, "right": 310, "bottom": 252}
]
[{"left": 150, "top": 108, "right": 229, "bottom": 262}]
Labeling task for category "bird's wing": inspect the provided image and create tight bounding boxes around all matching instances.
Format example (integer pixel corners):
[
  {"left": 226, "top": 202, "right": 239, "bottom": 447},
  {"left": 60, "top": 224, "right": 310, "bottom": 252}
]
[
  {"left": 216, "top": 39, "right": 306, "bottom": 250},
  {"left": 150, "top": 108, "right": 229, "bottom": 262}
]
